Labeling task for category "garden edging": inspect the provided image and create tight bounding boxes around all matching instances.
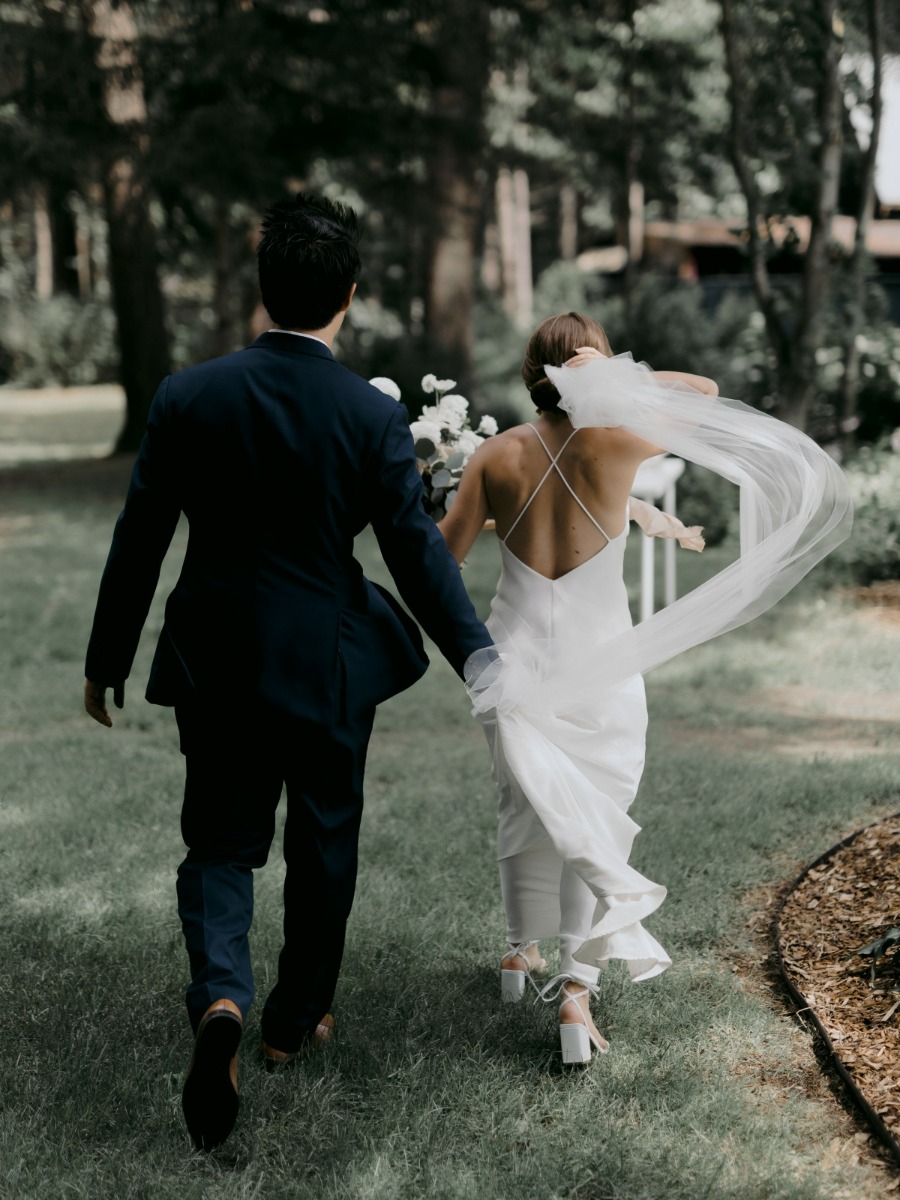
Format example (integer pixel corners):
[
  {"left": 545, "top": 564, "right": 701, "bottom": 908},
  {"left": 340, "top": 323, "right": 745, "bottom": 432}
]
[{"left": 774, "top": 813, "right": 900, "bottom": 1169}]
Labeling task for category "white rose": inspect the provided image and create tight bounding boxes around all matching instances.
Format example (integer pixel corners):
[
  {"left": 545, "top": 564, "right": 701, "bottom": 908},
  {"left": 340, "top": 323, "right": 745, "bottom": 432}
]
[
  {"left": 455, "top": 429, "right": 483, "bottom": 457},
  {"left": 409, "top": 419, "right": 444, "bottom": 448},
  {"left": 419, "top": 403, "right": 442, "bottom": 425},
  {"left": 437, "top": 393, "right": 469, "bottom": 432},
  {"left": 369, "top": 376, "right": 401, "bottom": 401},
  {"left": 477, "top": 414, "right": 498, "bottom": 436},
  {"left": 421, "top": 374, "right": 439, "bottom": 394}
]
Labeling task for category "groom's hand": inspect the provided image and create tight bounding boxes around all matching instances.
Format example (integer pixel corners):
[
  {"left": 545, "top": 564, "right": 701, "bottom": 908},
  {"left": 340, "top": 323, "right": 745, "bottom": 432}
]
[{"left": 84, "top": 678, "right": 124, "bottom": 728}]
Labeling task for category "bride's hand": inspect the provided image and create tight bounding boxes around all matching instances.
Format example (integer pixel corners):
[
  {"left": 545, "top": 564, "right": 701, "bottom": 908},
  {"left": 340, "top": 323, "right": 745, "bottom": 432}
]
[{"left": 564, "top": 346, "right": 606, "bottom": 369}]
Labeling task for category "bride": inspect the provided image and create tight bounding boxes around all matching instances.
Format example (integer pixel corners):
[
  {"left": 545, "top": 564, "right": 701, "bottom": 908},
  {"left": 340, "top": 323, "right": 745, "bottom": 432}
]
[{"left": 438, "top": 311, "right": 852, "bottom": 1064}]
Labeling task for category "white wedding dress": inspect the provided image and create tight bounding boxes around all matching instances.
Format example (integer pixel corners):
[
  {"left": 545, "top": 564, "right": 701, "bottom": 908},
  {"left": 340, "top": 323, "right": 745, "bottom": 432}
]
[
  {"left": 468, "top": 353, "right": 853, "bottom": 984},
  {"left": 486, "top": 425, "right": 670, "bottom": 984}
]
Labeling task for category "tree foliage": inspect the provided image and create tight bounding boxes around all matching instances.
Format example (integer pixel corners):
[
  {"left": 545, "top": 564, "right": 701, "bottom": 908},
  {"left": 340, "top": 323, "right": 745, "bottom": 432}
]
[{"left": 0, "top": 0, "right": 895, "bottom": 445}]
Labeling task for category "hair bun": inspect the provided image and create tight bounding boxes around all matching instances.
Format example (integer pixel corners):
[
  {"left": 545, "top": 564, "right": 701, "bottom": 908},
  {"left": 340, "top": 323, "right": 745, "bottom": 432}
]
[{"left": 529, "top": 376, "right": 562, "bottom": 411}]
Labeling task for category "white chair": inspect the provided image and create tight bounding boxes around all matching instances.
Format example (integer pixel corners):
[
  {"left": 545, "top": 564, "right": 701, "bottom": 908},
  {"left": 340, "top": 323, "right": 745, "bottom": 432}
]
[{"left": 631, "top": 456, "right": 686, "bottom": 622}]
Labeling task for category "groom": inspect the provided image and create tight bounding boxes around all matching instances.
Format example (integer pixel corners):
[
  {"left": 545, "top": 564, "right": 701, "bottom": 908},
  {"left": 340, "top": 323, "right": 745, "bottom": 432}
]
[{"left": 83, "top": 193, "right": 492, "bottom": 1151}]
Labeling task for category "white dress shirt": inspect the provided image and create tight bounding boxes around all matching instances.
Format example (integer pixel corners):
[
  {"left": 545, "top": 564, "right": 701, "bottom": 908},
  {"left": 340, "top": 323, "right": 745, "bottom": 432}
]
[{"left": 266, "top": 329, "right": 330, "bottom": 349}]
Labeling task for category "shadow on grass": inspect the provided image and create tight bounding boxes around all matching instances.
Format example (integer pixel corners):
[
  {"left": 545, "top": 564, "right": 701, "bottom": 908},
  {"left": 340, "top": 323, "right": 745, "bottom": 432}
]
[{"left": 0, "top": 454, "right": 135, "bottom": 504}]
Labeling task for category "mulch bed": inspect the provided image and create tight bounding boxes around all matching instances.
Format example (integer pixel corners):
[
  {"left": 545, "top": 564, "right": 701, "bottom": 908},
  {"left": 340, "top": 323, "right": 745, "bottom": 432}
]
[{"left": 777, "top": 814, "right": 900, "bottom": 1162}]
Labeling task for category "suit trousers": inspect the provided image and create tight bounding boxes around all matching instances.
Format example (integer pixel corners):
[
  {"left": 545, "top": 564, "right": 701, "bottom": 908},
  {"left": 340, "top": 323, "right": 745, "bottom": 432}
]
[{"left": 174, "top": 698, "right": 375, "bottom": 1052}]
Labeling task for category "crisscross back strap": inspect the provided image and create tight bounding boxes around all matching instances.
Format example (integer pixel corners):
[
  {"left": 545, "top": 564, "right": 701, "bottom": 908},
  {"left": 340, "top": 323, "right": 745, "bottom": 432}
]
[{"left": 502, "top": 425, "right": 614, "bottom": 545}]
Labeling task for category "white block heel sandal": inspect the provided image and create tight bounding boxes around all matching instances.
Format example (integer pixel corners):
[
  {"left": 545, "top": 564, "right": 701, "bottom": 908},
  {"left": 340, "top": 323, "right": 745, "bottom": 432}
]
[
  {"left": 559, "top": 1019, "right": 595, "bottom": 1065},
  {"left": 499, "top": 941, "right": 547, "bottom": 1004},
  {"left": 539, "top": 976, "right": 609, "bottom": 1064},
  {"left": 501, "top": 968, "right": 527, "bottom": 1003}
]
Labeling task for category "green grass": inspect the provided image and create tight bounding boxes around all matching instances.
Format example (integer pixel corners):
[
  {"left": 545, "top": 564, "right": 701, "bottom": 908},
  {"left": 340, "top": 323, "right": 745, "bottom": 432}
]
[{"left": 1, "top": 458, "right": 898, "bottom": 1199}]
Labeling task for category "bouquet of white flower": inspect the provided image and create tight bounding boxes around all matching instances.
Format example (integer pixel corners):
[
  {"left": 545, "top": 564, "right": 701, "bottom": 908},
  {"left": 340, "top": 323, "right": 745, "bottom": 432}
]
[{"left": 370, "top": 373, "right": 498, "bottom": 520}]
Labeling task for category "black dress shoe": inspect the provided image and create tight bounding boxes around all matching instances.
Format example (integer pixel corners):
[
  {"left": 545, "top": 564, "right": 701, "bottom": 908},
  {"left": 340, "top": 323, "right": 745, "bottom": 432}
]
[{"left": 182, "top": 1000, "right": 243, "bottom": 1151}]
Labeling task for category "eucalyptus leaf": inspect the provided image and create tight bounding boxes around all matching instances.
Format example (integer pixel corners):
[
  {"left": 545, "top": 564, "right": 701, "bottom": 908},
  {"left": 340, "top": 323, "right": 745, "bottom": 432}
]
[
  {"left": 432, "top": 506, "right": 445, "bottom": 520},
  {"left": 856, "top": 928, "right": 900, "bottom": 957},
  {"left": 445, "top": 451, "right": 466, "bottom": 470},
  {"left": 431, "top": 469, "right": 453, "bottom": 489},
  {"left": 855, "top": 926, "right": 900, "bottom": 984},
  {"left": 444, "top": 488, "right": 458, "bottom": 511},
  {"left": 414, "top": 438, "right": 436, "bottom": 458}
]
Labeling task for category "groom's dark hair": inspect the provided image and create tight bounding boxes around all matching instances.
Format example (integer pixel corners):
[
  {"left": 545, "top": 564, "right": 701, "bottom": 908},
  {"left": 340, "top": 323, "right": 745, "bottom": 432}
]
[{"left": 257, "top": 193, "right": 361, "bottom": 330}]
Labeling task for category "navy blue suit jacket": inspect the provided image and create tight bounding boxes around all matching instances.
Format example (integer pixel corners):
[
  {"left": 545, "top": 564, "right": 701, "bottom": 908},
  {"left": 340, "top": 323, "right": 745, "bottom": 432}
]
[{"left": 85, "top": 332, "right": 492, "bottom": 722}]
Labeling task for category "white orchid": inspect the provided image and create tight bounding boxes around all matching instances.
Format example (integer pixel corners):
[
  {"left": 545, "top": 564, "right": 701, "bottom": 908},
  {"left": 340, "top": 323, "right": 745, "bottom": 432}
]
[{"left": 369, "top": 376, "right": 401, "bottom": 401}]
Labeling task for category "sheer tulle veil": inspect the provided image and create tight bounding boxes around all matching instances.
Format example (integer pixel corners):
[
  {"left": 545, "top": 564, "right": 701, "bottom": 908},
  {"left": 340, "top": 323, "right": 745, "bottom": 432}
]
[{"left": 465, "top": 352, "right": 854, "bottom": 716}]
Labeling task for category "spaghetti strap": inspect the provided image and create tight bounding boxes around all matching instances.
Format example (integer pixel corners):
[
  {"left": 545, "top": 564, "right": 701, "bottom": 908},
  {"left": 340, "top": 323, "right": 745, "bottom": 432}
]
[
  {"left": 502, "top": 424, "right": 615, "bottom": 545},
  {"left": 527, "top": 423, "right": 576, "bottom": 460},
  {"left": 500, "top": 426, "right": 567, "bottom": 544}
]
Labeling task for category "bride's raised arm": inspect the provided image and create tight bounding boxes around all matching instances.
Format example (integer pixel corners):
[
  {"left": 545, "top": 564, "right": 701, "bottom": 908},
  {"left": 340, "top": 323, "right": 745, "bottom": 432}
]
[
  {"left": 564, "top": 345, "right": 719, "bottom": 399},
  {"left": 651, "top": 369, "right": 718, "bottom": 396}
]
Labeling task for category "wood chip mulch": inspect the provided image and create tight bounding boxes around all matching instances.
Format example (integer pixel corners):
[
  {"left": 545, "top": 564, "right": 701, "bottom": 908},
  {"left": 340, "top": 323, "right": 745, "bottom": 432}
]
[{"left": 777, "top": 815, "right": 900, "bottom": 1158}]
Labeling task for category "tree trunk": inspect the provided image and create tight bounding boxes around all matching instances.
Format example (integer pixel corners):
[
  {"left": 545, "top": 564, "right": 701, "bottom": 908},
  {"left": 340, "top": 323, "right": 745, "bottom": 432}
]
[
  {"left": 425, "top": 146, "right": 480, "bottom": 389},
  {"left": 721, "top": 0, "right": 843, "bottom": 430},
  {"left": 559, "top": 183, "right": 578, "bottom": 262},
  {"left": 49, "top": 182, "right": 81, "bottom": 296},
  {"left": 34, "top": 184, "right": 53, "bottom": 301},
  {"left": 496, "top": 167, "right": 518, "bottom": 322},
  {"left": 104, "top": 158, "right": 171, "bottom": 451},
  {"left": 721, "top": 0, "right": 788, "bottom": 370},
  {"left": 496, "top": 167, "right": 533, "bottom": 330},
  {"left": 781, "top": 0, "right": 844, "bottom": 430},
  {"left": 627, "top": 181, "right": 644, "bottom": 271},
  {"left": 73, "top": 201, "right": 93, "bottom": 299},
  {"left": 213, "top": 200, "right": 236, "bottom": 357},
  {"left": 420, "top": 0, "right": 491, "bottom": 392},
  {"left": 839, "top": 0, "right": 884, "bottom": 449},
  {"left": 621, "top": 0, "right": 642, "bottom": 337},
  {"left": 81, "top": 0, "right": 170, "bottom": 454},
  {"left": 512, "top": 168, "right": 533, "bottom": 331},
  {"left": 481, "top": 219, "right": 501, "bottom": 294}
]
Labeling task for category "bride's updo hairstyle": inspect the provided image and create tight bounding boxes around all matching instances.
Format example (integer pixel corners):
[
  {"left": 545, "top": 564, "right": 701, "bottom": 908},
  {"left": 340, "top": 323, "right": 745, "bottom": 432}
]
[{"left": 522, "top": 312, "right": 612, "bottom": 411}]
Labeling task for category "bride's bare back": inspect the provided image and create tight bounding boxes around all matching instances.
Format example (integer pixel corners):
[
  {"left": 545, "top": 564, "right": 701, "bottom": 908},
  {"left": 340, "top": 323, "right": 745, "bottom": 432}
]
[
  {"left": 439, "top": 363, "right": 716, "bottom": 578},
  {"left": 490, "top": 420, "right": 658, "bottom": 578},
  {"left": 440, "top": 413, "right": 660, "bottom": 579}
]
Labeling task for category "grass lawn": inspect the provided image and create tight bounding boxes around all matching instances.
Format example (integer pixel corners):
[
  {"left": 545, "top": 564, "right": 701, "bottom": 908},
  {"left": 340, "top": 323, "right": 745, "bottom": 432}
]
[{"left": 1, "top": 455, "right": 899, "bottom": 1199}]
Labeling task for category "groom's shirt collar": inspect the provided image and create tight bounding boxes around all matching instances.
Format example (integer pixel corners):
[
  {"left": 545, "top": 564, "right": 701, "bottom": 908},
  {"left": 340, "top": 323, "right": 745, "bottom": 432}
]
[{"left": 266, "top": 328, "right": 330, "bottom": 350}]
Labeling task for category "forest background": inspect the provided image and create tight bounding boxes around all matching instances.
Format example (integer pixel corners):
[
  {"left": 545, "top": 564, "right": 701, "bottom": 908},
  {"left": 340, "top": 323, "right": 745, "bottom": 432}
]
[
  {"left": 0, "top": 1, "right": 898, "bottom": 499},
  {"left": 3, "top": 6, "right": 900, "bottom": 1192}
]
